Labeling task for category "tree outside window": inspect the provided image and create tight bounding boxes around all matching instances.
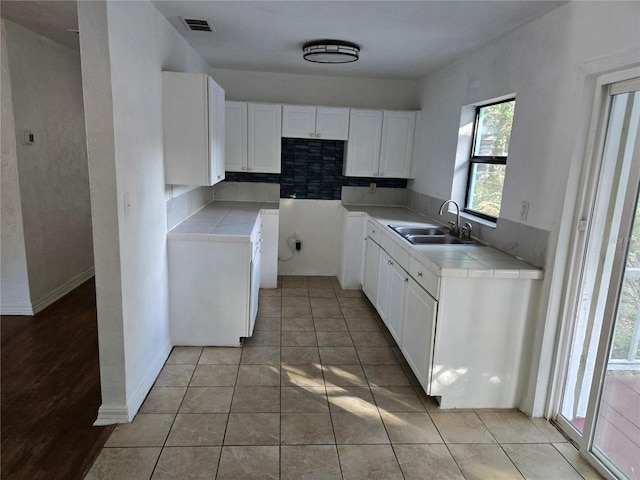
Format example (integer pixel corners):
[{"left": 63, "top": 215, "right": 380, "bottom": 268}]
[{"left": 465, "top": 99, "right": 515, "bottom": 221}]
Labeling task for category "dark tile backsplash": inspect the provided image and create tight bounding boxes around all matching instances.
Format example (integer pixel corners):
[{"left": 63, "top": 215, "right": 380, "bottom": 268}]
[{"left": 224, "top": 138, "right": 407, "bottom": 200}]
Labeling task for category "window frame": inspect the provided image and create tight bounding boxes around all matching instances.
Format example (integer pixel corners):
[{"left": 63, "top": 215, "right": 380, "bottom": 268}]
[{"left": 464, "top": 97, "right": 515, "bottom": 223}]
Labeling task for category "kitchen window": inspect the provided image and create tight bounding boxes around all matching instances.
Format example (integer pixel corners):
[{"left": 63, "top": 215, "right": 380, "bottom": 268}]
[{"left": 465, "top": 98, "right": 515, "bottom": 222}]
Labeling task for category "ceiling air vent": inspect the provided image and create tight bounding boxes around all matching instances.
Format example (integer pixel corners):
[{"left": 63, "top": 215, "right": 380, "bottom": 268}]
[{"left": 181, "top": 18, "right": 215, "bottom": 32}]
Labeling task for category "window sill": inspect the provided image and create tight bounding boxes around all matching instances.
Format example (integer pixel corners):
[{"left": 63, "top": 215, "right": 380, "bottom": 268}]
[{"left": 460, "top": 211, "right": 497, "bottom": 229}]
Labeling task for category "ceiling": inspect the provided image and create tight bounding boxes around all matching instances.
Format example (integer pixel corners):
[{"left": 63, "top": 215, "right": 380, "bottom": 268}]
[
  {"left": 1, "top": 1, "right": 80, "bottom": 50},
  {"left": 1, "top": 1, "right": 567, "bottom": 80}
]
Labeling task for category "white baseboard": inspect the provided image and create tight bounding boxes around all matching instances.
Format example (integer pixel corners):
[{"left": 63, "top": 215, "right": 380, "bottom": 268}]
[
  {"left": 93, "top": 341, "right": 172, "bottom": 425},
  {"left": 0, "top": 302, "right": 34, "bottom": 315},
  {"left": 31, "top": 267, "right": 95, "bottom": 314},
  {"left": 93, "top": 404, "right": 131, "bottom": 425},
  {"left": 126, "top": 341, "right": 172, "bottom": 419}
]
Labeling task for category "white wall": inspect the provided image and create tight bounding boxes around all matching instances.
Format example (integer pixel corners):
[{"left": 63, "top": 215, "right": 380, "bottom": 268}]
[
  {"left": 1, "top": 21, "right": 31, "bottom": 314},
  {"left": 410, "top": 1, "right": 640, "bottom": 415},
  {"left": 211, "top": 68, "right": 419, "bottom": 109},
  {"left": 78, "top": 0, "right": 212, "bottom": 423},
  {"left": 411, "top": 2, "right": 639, "bottom": 231},
  {"left": 278, "top": 199, "right": 344, "bottom": 276},
  {"left": 2, "top": 20, "right": 93, "bottom": 312}
]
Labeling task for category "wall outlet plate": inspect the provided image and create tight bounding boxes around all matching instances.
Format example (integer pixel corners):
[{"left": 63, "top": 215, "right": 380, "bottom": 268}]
[
  {"left": 369, "top": 182, "right": 377, "bottom": 193},
  {"left": 23, "top": 131, "right": 34, "bottom": 145}
]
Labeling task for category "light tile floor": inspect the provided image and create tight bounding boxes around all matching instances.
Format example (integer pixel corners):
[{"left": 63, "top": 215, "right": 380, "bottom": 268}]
[{"left": 86, "top": 276, "right": 604, "bottom": 480}]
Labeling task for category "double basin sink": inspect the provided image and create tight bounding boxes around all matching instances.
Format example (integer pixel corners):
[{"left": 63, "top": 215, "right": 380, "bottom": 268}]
[{"left": 389, "top": 225, "right": 475, "bottom": 245}]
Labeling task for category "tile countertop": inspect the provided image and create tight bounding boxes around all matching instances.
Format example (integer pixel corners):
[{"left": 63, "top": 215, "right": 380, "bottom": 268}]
[
  {"left": 343, "top": 204, "right": 544, "bottom": 280},
  {"left": 167, "top": 201, "right": 279, "bottom": 242}
]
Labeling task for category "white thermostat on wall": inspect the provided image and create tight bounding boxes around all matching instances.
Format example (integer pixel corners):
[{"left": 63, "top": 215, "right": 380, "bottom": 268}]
[{"left": 23, "top": 131, "right": 35, "bottom": 145}]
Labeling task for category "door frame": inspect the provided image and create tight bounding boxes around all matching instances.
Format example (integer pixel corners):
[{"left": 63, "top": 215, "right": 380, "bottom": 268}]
[
  {"left": 549, "top": 67, "right": 640, "bottom": 480},
  {"left": 545, "top": 67, "right": 640, "bottom": 479}
]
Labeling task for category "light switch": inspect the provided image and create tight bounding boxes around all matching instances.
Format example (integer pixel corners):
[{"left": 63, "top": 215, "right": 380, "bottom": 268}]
[
  {"left": 23, "top": 131, "right": 35, "bottom": 145},
  {"left": 124, "top": 192, "right": 131, "bottom": 216},
  {"left": 519, "top": 201, "right": 529, "bottom": 221}
]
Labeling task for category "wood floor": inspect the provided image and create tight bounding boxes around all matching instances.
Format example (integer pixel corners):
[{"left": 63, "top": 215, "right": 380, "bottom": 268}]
[{"left": 1, "top": 279, "right": 114, "bottom": 480}]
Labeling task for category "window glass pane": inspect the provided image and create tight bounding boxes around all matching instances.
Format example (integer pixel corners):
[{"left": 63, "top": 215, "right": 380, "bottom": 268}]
[
  {"left": 474, "top": 100, "right": 515, "bottom": 156},
  {"left": 467, "top": 163, "right": 506, "bottom": 217}
]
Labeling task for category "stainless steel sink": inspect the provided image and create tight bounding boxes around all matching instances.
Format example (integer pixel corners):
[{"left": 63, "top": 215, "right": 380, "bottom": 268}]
[
  {"left": 389, "top": 225, "right": 447, "bottom": 236},
  {"left": 405, "top": 234, "right": 468, "bottom": 245}
]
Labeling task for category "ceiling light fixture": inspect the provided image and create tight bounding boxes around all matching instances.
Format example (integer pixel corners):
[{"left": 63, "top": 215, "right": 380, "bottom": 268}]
[{"left": 302, "top": 40, "right": 360, "bottom": 64}]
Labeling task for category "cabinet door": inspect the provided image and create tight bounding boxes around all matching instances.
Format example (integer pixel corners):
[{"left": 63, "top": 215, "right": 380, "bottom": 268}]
[
  {"left": 362, "top": 237, "right": 380, "bottom": 305},
  {"left": 376, "top": 249, "right": 392, "bottom": 325},
  {"left": 259, "top": 211, "right": 279, "bottom": 288},
  {"left": 163, "top": 72, "right": 210, "bottom": 185},
  {"left": 248, "top": 103, "right": 282, "bottom": 173},
  {"left": 225, "top": 102, "right": 248, "bottom": 172},
  {"left": 316, "top": 107, "right": 350, "bottom": 140},
  {"left": 387, "top": 263, "right": 407, "bottom": 345},
  {"left": 208, "top": 78, "right": 225, "bottom": 184},
  {"left": 344, "top": 109, "right": 383, "bottom": 177},
  {"left": 402, "top": 278, "right": 437, "bottom": 393},
  {"left": 249, "top": 250, "right": 261, "bottom": 336},
  {"left": 379, "top": 111, "right": 416, "bottom": 178},
  {"left": 282, "top": 105, "right": 316, "bottom": 139}
]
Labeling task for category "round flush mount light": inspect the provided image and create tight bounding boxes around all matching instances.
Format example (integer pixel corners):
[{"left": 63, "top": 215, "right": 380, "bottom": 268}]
[{"left": 302, "top": 40, "right": 360, "bottom": 64}]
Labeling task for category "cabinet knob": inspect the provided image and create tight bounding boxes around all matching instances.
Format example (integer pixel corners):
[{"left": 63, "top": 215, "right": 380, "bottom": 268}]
[
  {"left": 404, "top": 277, "right": 409, "bottom": 283},
  {"left": 217, "top": 175, "right": 223, "bottom": 179},
  {"left": 309, "top": 133, "right": 314, "bottom": 137},
  {"left": 316, "top": 133, "right": 321, "bottom": 138},
  {"left": 387, "top": 260, "right": 392, "bottom": 265},
  {"left": 373, "top": 172, "right": 378, "bottom": 176},
  {"left": 417, "top": 272, "right": 423, "bottom": 277},
  {"left": 242, "top": 167, "right": 247, "bottom": 171},
  {"left": 372, "top": 229, "right": 376, "bottom": 233},
  {"left": 390, "top": 261, "right": 394, "bottom": 266},
  {"left": 248, "top": 167, "right": 253, "bottom": 172},
  {"left": 379, "top": 172, "right": 384, "bottom": 176}
]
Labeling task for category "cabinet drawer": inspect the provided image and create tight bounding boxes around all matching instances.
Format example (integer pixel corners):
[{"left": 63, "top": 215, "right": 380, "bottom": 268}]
[
  {"left": 380, "top": 230, "right": 395, "bottom": 254},
  {"left": 408, "top": 255, "right": 439, "bottom": 299},
  {"left": 392, "top": 243, "right": 410, "bottom": 271},
  {"left": 366, "top": 221, "right": 381, "bottom": 244},
  {"left": 380, "top": 228, "right": 410, "bottom": 271}
]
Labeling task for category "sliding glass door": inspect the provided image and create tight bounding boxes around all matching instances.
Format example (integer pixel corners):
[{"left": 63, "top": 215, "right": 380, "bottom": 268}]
[{"left": 557, "top": 79, "right": 640, "bottom": 480}]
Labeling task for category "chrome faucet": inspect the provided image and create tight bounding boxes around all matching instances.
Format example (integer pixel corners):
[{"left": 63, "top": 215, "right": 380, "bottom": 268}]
[{"left": 439, "top": 200, "right": 461, "bottom": 236}]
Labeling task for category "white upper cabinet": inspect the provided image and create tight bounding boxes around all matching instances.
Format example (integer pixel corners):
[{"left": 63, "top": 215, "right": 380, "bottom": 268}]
[
  {"left": 380, "top": 111, "right": 416, "bottom": 178},
  {"left": 226, "top": 102, "right": 281, "bottom": 173},
  {"left": 282, "top": 105, "right": 316, "bottom": 139},
  {"left": 344, "top": 109, "right": 384, "bottom": 177},
  {"left": 344, "top": 109, "right": 417, "bottom": 178},
  {"left": 163, "top": 71, "right": 225, "bottom": 186},
  {"left": 282, "top": 105, "right": 350, "bottom": 140},
  {"left": 225, "top": 101, "right": 248, "bottom": 172},
  {"left": 248, "top": 103, "right": 282, "bottom": 174}
]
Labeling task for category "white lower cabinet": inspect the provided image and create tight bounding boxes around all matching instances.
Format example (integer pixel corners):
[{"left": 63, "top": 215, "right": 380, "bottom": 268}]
[
  {"left": 387, "top": 262, "right": 407, "bottom": 346},
  {"left": 249, "top": 244, "right": 261, "bottom": 335},
  {"left": 168, "top": 217, "right": 263, "bottom": 347},
  {"left": 358, "top": 216, "right": 539, "bottom": 409},
  {"left": 376, "top": 250, "right": 393, "bottom": 324},
  {"left": 401, "top": 277, "right": 437, "bottom": 393},
  {"left": 259, "top": 210, "right": 279, "bottom": 288},
  {"left": 363, "top": 236, "right": 380, "bottom": 305}
]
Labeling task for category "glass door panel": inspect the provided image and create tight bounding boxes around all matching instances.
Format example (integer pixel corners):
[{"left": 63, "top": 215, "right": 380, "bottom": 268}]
[
  {"left": 559, "top": 89, "right": 639, "bottom": 437},
  {"left": 557, "top": 82, "right": 640, "bottom": 480},
  {"left": 592, "top": 189, "right": 640, "bottom": 479}
]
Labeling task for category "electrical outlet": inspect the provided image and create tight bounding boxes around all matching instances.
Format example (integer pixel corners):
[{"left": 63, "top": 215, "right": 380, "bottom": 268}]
[
  {"left": 519, "top": 201, "right": 529, "bottom": 221},
  {"left": 369, "top": 182, "right": 377, "bottom": 193}
]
